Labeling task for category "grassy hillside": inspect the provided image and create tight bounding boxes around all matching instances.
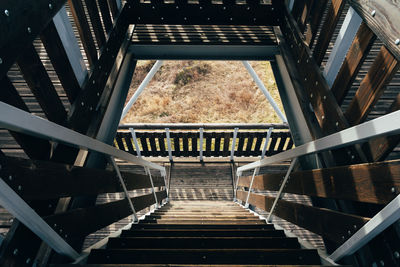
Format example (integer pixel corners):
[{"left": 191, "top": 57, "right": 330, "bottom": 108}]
[{"left": 121, "top": 60, "right": 284, "bottom": 124}]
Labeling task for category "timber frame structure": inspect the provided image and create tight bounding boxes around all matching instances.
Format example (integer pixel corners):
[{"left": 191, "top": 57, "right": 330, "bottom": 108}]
[{"left": 0, "top": 0, "right": 400, "bottom": 266}]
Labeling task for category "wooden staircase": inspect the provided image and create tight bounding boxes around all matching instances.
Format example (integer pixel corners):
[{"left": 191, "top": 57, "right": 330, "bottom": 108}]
[{"left": 76, "top": 200, "right": 324, "bottom": 266}]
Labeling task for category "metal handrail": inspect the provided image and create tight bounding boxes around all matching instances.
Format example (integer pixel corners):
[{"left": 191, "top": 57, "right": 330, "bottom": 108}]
[{"left": 236, "top": 110, "right": 400, "bottom": 262}]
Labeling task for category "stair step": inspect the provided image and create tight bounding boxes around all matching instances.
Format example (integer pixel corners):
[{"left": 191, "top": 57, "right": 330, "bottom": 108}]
[
  {"left": 87, "top": 249, "right": 322, "bottom": 265},
  {"left": 53, "top": 264, "right": 329, "bottom": 267},
  {"left": 121, "top": 229, "right": 286, "bottom": 237},
  {"left": 106, "top": 237, "right": 301, "bottom": 249},
  {"left": 130, "top": 224, "right": 275, "bottom": 230},
  {"left": 139, "top": 219, "right": 266, "bottom": 224},
  {"left": 147, "top": 215, "right": 260, "bottom": 219}
]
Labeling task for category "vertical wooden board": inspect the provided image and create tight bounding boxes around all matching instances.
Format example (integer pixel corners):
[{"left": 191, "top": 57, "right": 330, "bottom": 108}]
[
  {"left": 0, "top": 76, "right": 51, "bottom": 160},
  {"left": 16, "top": 44, "right": 68, "bottom": 125},
  {"left": 276, "top": 133, "right": 287, "bottom": 153},
  {"left": 169, "top": 133, "right": 178, "bottom": 157},
  {"left": 214, "top": 133, "right": 222, "bottom": 157},
  {"left": 191, "top": 132, "right": 198, "bottom": 157},
  {"left": 182, "top": 133, "right": 189, "bottom": 157},
  {"left": 245, "top": 132, "right": 255, "bottom": 156},
  {"left": 345, "top": 46, "right": 400, "bottom": 126},
  {"left": 157, "top": 133, "right": 167, "bottom": 157},
  {"left": 123, "top": 132, "right": 135, "bottom": 154},
  {"left": 266, "top": 134, "right": 278, "bottom": 156},
  {"left": 205, "top": 132, "right": 212, "bottom": 157},
  {"left": 331, "top": 22, "right": 376, "bottom": 105},
  {"left": 253, "top": 132, "right": 264, "bottom": 155},
  {"left": 97, "top": 0, "right": 113, "bottom": 33},
  {"left": 40, "top": 21, "right": 82, "bottom": 104},
  {"left": 136, "top": 132, "right": 149, "bottom": 157},
  {"left": 287, "top": 138, "right": 294, "bottom": 150},
  {"left": 84, "top": 0, "right": 106, "bottom": 48},
  {"left": 148, "top": 133, "right": 158, "bottom": 156},
  {"left": 115, "top": 132, "right": 125, "bottom": 151},
  {"left": 312, "top": 0, "right": 346, "bottom": 65},
  {"left": 222, "top": 132, "right": 231, "bottom": 157},
  {"left": 236, "top": 132, "right": 245, "bottom": 157},
  {"left": 68, "top": 0, "right": 98, "bottom": 66}
]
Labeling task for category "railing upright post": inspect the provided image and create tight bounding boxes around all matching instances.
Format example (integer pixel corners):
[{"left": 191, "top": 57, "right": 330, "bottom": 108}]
[
  {"left": 146, "top": 167, "right": 160, "bottom": 208},
  {"left": 165, "top": 128, "right": 173, "bottom": 162},
  {"left": 244, "top": 168, "right": 258, "bottom": 208},
  {"left": 255, "top": 127, "right": 273, "bottom": 175},
  {"left": 230, "top": 127, "right": 239, "bottom": 161},
  {"left": 266, "top": 157, "right": 298, "bottom": 222},
  {"left": 199, "top": 128, "right": 204, "bottom": 162},
  {"left": 110, "top": 156, "right": 138, "bottom": 223},
  {"left": 129, "top": 128, "right": 141, "bottom": 158}
]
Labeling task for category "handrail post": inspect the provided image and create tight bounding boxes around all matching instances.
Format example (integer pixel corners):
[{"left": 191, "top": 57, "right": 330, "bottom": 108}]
[
  {"left": 230, "top": 127, "right": 239, "bottom": 161},
  {"left": 244, "top": 168, "right": 258, "bottom": 208},
  {"left": 255, "top": 127, "right": 273, "bottom": 175},
  {"left": 129, "top": 128, "right": 141, "bottom": 158},
  {"left": 199, "top": 127, "right": 204, "bottom": 162},
  {"left": 146, "top": 167, "right": 160, "bottom": 208},
  {"left": 165, "top": 128, "right": 173, "bottom": 162},
  {"left": 266, "top": 157, "right": 298, "bottom": 222},
  {"left": 110, "top": 157, "right": 138, "bottom": 223}
]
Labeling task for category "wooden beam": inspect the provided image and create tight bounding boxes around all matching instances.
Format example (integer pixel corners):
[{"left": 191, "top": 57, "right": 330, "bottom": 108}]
[
  {"left": 237, "top": 190, "right": 370, "bottom": 244},
  {"left": 238, "top": 160, "right": 400, "bottom": 205},
  {"left": 97, "top": 0, "right": 113, "bottom": 33},
  {"left": 17, "top": 44, "right": 68, "bottom": 125},
  {"left": 67, "top": 0, "right": 98, "bottom": 66},
  {"left": 348, "top": 0, "right": 400, "bottom": 62},
  {"left": 44, "top": 191, "right": 167, "bottom": 239},
  {"left": 107, "top": 0, "right": 119, "bottom": 18},
  {"left": 331, "top": 22, "right": 376, "bottom": 105},
  {"left": 0, "top": 0, "right": 67, "bottom": 79},
  {"left": 0, "top": 156, "right": 165, "bottom": 201},
  {"left": 40, "top": 21, "right": 83, "bottom": 103},
  {"left": 0, "top": 77, "right": 51, "bottom": 160},
  {"left": 306, "top": 0, "right": 328, "bottom": 48},
  {"left": 84, "top": 0, "right": 106, "bottom": 49},
  {"left": 345, "top": 46, "right": 400, "bottom": 126},
  {"left": 312, "top": 0, "right": 346, "bottom": 66}
]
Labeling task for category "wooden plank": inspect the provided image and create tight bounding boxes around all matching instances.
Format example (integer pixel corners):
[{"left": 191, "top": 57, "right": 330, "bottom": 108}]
[
  {"left": 363, "top": 94, "right": 400, "bottom": 162},
  {"left": 222, "top": 132, "right": 231, "bottom": 157},
  {"left": 238, "top": 159, "right": 400, "bottom": 205},
  {"left": 126, "top": 2, "right": 280, "bottom": 26},
  {"left": 115, "top": 133, "right": 125, "bottom": 151},
  {"left": 17, "top": 44, "right": 68, "bottom": 125},
  {"left": 191, "top": 133, "right": 198, "bottom": 157},
  {"left": 107, "top": 0, "right": 119, "bottom": 18},
  {"left": 306, "top": 0, "right": 328, "bottom": 48},
  {"left": 122, "top": 132, "right": 135, "bottom": 154},
  {"left": 182, "top": 133, "right": 189, "bottom": 157},
  {"left": 0, "top": 155, "right": 165, "bottom": 200},
  {"left": 344, "top": 46, "right": 400, "bottom": 125},
  {"left": 137, "top": 133, "right": 150, "bottom": 157},
  {"left": 157, "top": 133, "right": 167, "bottom": 157},
  {"left": 97, "top": 0, "right": 113, "bottom": 33},
  {"left": 0, "top": 76, "right": 51, "bottom": 160},
  {"left": 266, "top": 134, "right": 278, "bottom": 156},
  {"left": 214, "top": 133, "right": 222, "bottom": 157},
  {"left": 330, "top": 22, "right": 376, "bottom": 105},
  {"left": 245, "top": 133, "right": 254, "bottom": 156},
  {"left": 237, "top": 190, "right": 370, "bottom": 244},
  {"left": 205, "top": 132, "right": 212, "bottom": 157},
  {"left": 84, "top": 0, "right": 106, "bottom": 48},
  {"left": 148, "top": 133, "right": 158, "bottom": 156},
  {"left": 236, "top": 133, "right": 245, "bottom": 157},
  {"left": 0, "top": 0, "right": 67, "bottom": 79},
  {"left": 312, "top": 0, "right": 346, "bottom": 66},
  {"left": 348, "top": 0, "right": 400, "bottom": 61},
  {"left": 40, "top": 20, "right": 83, "bottom": 103},
  {"left": 44, "top": 191, "right": 167, "bottom": 239},
  {"left": 67, "top": 0, "right": 98, "bottom": 66}
]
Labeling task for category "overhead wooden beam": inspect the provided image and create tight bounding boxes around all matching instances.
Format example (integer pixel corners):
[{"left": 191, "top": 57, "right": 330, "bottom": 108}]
[
  {"left": 0, "top": 77, "right": 51, "bottom": 160},
  {"left": 348, "top": 0, "right": 400, "bottom": 62},
  {"left": 0, "top": 156, "right": 165, "bottom": 201},
  {"left": 312, "top": 0, "right": 346, "bottom": 66},
  {"left": 44, "top": 191, "right": 167, "bottom": 240},
  {"left": 0, "top": 0, "right": 67, "bottom": 79},
  {"left": 238, "top": 159, "right": 400, "bottom": 205},
  {"left": 330, "top": 22, "right": 376, "bottom": 105},
  {"left": 237, "top": 190, "right": 370, "bottom": 244},
  {"left": 125, "top": 1, "right": 281, "bottom": 26},
  {"left": 344, "top": 46, "right": 400, "bottom": 126},
  {"left": 17, "top": 44, "right": 68, "bottom": 125}
]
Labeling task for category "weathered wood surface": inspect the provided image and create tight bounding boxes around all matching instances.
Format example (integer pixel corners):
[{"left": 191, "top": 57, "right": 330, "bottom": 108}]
[
  {"left": 0, "top": 156, "right": 165, "bottom": 200},
  {"left": 238, "top": 159, "right": 400, "bottom": 205},
  {"left": 237, "top": 191, "right": 370, "bottom": 245},
  {"left": 348, "top": 0, "right": 400, "bottom": 62}
]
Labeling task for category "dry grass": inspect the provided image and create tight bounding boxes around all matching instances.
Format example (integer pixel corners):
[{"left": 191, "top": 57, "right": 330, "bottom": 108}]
[{"left": 121, "top": 60, "right": 285, "bottom": 124}]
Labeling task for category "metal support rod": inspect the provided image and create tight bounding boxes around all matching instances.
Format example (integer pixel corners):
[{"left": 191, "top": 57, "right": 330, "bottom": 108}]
[
  {"left": 129, "top": 128, "right": 141, "bottom": 157},
  {"left": 0, "top": 179, "right": 80, "bottom": 259},
  {"left": 329, "top": 193, "right": 400, "bottom": 261},
  {"left": 110, "top": 157, "right": 138, "bottom": 223},
  {"left": 199, "top": 128, "right": 204, "bottom": 161},
  {"left": 266, "top": 157, "right": 298, "bottom": 222},
  {"left": 255, "top": 127, "right": 273, "bottom": 175},
  {"left": 146, "top": 167, "right": 159, "bottom": 208},
  {"left": 242, "top": 61, "right": 288, "bottom": 123},
  {"left": 230, "top": 127, "right": 239, "bottom": 161},
  {"left": 245, "top": 168, "right": 258, "bottom": 208},
  {"left": 120, "top": 60, "right": 164, "bottom": 121},
  {"left": 165, "top": 128, "right": 173, "bottom": 162}
]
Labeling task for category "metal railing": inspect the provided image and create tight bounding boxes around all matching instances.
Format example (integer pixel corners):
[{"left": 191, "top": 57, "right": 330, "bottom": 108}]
[
  {"left": 236, "top": 109, "right": 400, "bottom": 262},
  {"left": 0, "top": 101, "right": 167, "bottom": 260},
  {"left": 116, "top": 123, "right": 292, "bottom": 161}
]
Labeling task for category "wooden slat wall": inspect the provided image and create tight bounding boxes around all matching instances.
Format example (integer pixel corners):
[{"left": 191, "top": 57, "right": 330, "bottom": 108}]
[{"left": 115, "top": 130, "right": 294, "bottom": 158}]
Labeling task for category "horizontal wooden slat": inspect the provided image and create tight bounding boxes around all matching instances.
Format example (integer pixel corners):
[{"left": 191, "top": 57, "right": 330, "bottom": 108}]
[
  {"left": 237, "top": 191, "right": 370, "bottom": 244},
  {"left": 44, "top": 191, "right": 167, "bottom": 239},
  {"left": 348, "top": 0, "right": 400, "bottom": 61},
  {"left": 238, "top": 160, "right": 400, "bottom": 204},
  {"left": 0, "top": 156, "right": 165, "bottom": 200},
  {"left": 0, "top": 0, "right": 67, "bottom": 78}
]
